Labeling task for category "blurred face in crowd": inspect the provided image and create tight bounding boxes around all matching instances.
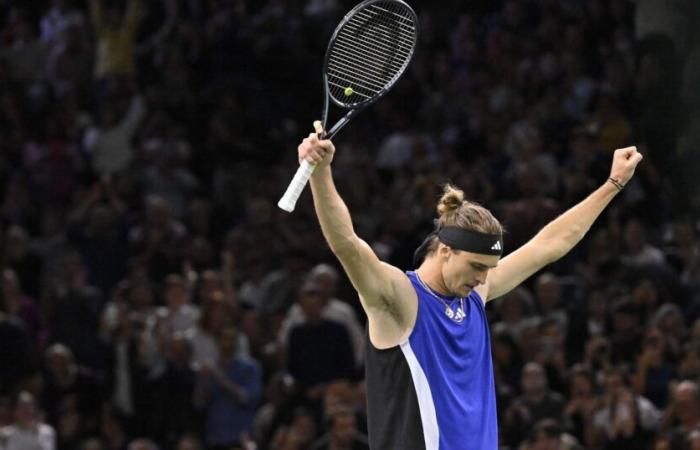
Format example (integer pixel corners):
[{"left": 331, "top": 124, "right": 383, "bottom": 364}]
[
  {"left": 13, "top": 393, "right": 37, "bottom": 427},
  {"left": 674, "top": 381, "right": 700, "bottom": 420},
  {"left": 492, "top": 337, "right": 514, "bottom": 367},
  {"left": 176, "top": 436, "right": 202, "bottom": 450},
  {"left": 290, "top": 412, "right": 316, "bottom": 446},
  {"left": 1, "top": 269, "right": 21, "bottom": 299},
  {"left": 587, "top": 290, "right": 607, "bottom": 319},
  {"left": 680, "top": 344, "right": 700, "bottom": 378},
  {"left": 612, "top": 309, "right": 638, "bottom": 335},
  {"left": 633, "top": 280, "right": 658, "bottom": 309},
  {"left": 658, "top": 309, "right": 684, "bottom": 335},
  {"left": 331, "top": 410, "right": 357, "bottom": 446},
  {"left": 6, "top": 225, "right": 28, "bottom": 259},
  {"left": 570, "top": 373, "right": 593, "bottom": 398},
  {"left": 46, "top": 346, "right": 73, "bottom": 378},
  {"left": 688, "top": 430, "right": 700, "bottom": 450},
  {"left": 531, "top": 432, "right": 560, "bottom": 450},
  {"left": 299, "top": 286, "right": 325, "bottom": 323},
  {"left": 501, "top": 295, "right": 527, "bottom": 321},
  {"left": 653, "top": 437, "right": 672, "bottom": 450},
  {"left": 324, "top": 381, "right": 354, "bottom": 416},
  {"left": 623, "top": 219, "right": 646, "bottom": 253},
  {"left": 198, "top": 271, "right": 222, "bottom": 303},
  {"left": 165, "top": 279, "right": 188, "bottom": 309},
  {"left": 522, "top": 363, "right": 546, "bottom": 397},
  {"left": 643, "top": 329, "right": 665, "bottom": 363},
  {"left": 603, "top": 371, "right": 623, "bottom": 396},
  {"left": 81, "top": 438, "right": 104, "bottom": 450},
  {"left": 308, "top": 264, "right": 339, "bottom": 298},
  {"left": 130, "top": 283, "right": 153, "bottom": 311},
  {"left": 128, "top": 440, "right": 156, "bottom": 450},
  {"left": 167, "top": 335, "right": 192, "bottom": 367},
  {"left": 218, "top": 327, "right": 238, "bottom": 358},
  {"left": 202, "top": 296, "right": 228, "bottom": 332}
]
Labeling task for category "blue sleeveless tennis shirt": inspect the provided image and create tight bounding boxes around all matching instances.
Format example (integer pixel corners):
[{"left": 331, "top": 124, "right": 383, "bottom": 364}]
[{"left": 365, "top": 271, "right": 498, "bottom": 450}]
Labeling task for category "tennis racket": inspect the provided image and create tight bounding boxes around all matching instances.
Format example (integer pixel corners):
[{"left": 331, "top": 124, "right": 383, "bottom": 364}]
[{"left": 278, "top": 0, "right": 418, "bottom": 212}]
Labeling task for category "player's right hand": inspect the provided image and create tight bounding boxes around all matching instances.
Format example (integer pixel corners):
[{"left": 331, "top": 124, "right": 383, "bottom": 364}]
[{"left": 298, "top": 120, "right": 335, "bottom": 168}]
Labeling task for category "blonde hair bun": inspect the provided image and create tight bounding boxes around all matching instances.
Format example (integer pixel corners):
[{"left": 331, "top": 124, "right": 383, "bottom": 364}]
[{"left": 437, "top": 184, "right": 465, "bottom": 217}]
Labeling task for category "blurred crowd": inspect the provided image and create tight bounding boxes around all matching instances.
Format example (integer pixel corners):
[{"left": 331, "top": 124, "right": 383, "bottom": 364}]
[{"left": 0, "top": 0, "right": 698, "bottom": 449}]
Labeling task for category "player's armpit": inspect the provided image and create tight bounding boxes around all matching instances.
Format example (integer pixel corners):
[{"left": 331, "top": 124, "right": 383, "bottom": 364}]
[{"left": 335, "top": 238, "right": 417, "bottom": 326}]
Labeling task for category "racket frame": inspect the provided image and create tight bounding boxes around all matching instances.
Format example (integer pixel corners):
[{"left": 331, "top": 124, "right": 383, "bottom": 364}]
[{"left": 278, "top": 0, "right": 418, "bottom": 212}]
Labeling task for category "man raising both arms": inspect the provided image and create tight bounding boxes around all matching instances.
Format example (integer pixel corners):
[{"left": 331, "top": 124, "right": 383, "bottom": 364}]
[{"left": 299, "top": 121, "right": 643, "bottom": 450}]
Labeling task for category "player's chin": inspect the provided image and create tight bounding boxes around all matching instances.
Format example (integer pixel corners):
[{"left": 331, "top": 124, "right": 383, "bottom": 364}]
[{"left": 461, "top": 285, "right": 474, "bottom": 295}]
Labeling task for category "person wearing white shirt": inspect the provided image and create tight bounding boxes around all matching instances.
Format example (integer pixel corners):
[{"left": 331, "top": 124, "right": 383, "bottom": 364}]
[{"left": 0, "top": 391, "right": 55, "bottom": 450}]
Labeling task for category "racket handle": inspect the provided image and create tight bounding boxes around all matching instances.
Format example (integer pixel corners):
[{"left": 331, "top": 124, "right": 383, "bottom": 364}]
[{"left": 278, "top": 160, "right": 316, "bottom": 212}]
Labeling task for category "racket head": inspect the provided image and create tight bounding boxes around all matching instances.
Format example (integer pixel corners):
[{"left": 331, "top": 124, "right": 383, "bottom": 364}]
[{"left": 322, "top": 0, "right": 418, "bottom": 110}]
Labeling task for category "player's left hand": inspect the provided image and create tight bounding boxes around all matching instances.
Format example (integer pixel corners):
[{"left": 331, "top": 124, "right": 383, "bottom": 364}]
[{"left": 609, "top": 146, "right": 643, "bottom": 186}]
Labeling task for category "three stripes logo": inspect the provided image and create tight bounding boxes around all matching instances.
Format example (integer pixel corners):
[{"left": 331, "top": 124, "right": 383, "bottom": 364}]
[{"left": 491, "top": 241, "right": 502, "bottom": 251}]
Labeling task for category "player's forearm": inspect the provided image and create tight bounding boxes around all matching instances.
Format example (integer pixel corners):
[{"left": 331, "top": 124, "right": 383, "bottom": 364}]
[
  {"left": 309, "top": 166, "right": 358, "bottom": 256},
  {"left": 533, "top": 180, "right": 620, "bottom": 262}
]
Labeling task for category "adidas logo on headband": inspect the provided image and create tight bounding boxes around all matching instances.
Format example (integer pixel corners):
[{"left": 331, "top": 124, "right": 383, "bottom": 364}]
[{"left": 491, "top": 241, "right": 502, "bottom": 251}]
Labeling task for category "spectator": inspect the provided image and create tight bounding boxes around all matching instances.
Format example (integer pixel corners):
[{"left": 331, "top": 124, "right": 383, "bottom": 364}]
[
  {"left": 127, "top": 438, "right": 158, "bottom": 450},
  {"left": 632, "top": 327, "right": 677, "bottom": 409},
  {"left": 663, "top": 380, "right": 700, "bottom": 447},
  {"left": 175, "top": 434, "right": 202, "bottom": 450},
  {"left": 564, "top": 365, "right": 600, "bottom": 446},
  {"left": 41, "top": 343, "right": 101, "bottom": 432},
  {"left": 82, "top": 91, "right": 145, "bottom": 176},
  {"left": 285, "top": 281, "right": 355, "bottom": 396},
  {"left": 194, "top": 325, "right": 262, "bottom": 450},
  {"left": 142, "top": 274, "right": 198, "bottom": 377},
  {"left": 310, "top": 407, "right": 369, "bottom": 450},
  {"left": 45, "top": 21, "right": 92, "bottom": 97},
  {"left": 3, "top": 225, "right": 43, "bottom": 298},
  {"left": 67, "top": 179, "right": 129, "bottom": 296},
  {"left": 610, "top": 297, "right": 644, "bottom": 365},
  {"left": 0, "top": 391, "right": 56, "bottom": 450},
  {"left": 46, "top": 251, "right": 103, "bottom": 368},
  {"left": 0, "top": 311, "right": 34, "bottom": 394},
  {"left": 1, "top": 268, "right": 44, "bottom": 346},
  {"left": 279, "top": 264, "right": 364, "bottom": 367},
  {"left": 502, "top": 362, "right": 566, "bottom": 446},
  {"left": 143, "top": 333, "right": 198, "bottom": 448},
  {"left": 591, "top": 366, "right": 661, "bottom": 448},
  {"left": 88, "top": 0, "right": 142, "bottom": 80},
  {"left": 252, "top": 372, "right": 299, "bottom": 449}
]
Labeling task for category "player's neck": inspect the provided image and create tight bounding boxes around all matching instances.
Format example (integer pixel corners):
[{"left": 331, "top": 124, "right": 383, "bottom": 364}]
[{"left": 415, "top": 257, "right": 450, "bottom": 296}]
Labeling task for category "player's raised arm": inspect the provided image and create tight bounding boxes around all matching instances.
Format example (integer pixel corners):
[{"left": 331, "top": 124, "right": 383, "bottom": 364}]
[
  {"left": 301, "top": 122, "right": 416, "bottom": 342},
  {"left": 484, "top": 146, "right": 644, "bottom": 302}
]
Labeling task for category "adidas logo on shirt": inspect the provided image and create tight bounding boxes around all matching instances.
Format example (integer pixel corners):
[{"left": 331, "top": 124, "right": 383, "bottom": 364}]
[{"left": 491, "top": 241, "right": 502, "bottom": 251}]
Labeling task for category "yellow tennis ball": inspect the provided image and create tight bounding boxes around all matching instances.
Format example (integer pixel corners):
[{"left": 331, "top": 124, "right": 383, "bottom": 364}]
[{"left": 344, "top": 86, "right": 354, "bottom": 97}]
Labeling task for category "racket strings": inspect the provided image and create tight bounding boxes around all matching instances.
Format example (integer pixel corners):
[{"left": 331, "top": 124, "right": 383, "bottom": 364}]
[{"left": 326, "top": 1, "right": 417, "bottom": 105}]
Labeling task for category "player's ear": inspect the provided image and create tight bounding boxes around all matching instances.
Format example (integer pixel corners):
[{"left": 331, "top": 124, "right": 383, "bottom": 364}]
[{"left": 438, "top": 244, "right": 451, "bottom": 260}]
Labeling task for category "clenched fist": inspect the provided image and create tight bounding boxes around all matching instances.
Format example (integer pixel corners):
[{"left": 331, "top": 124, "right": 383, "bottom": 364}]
[
  {"left": 609, "top": 146, "right": 643, "bottom": 187},
  {"left": 298, "top": 120, "right": 336, "bottom": 169}
]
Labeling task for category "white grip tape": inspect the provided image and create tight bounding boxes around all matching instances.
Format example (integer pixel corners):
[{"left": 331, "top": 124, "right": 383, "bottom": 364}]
[{"left": 277, "top": 160, "right": 316, "bottom": 212}]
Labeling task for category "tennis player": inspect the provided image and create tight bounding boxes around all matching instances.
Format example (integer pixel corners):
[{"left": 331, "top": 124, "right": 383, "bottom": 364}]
[{"left": 299, "top": 120, "right": 643, "bottom": 449}]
